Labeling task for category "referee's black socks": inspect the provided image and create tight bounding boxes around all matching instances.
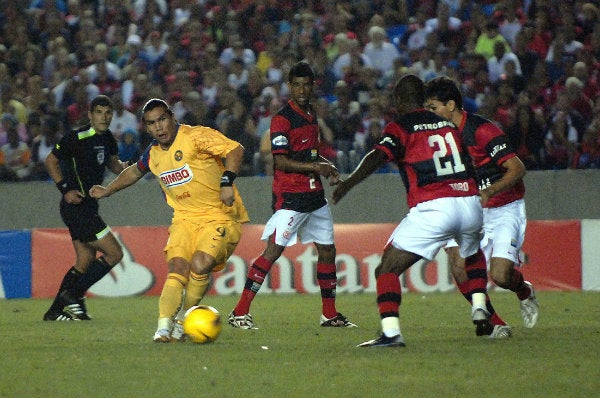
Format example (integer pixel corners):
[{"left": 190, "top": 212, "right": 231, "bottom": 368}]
[{"left": 73, "top": 257, "right": 113, "bottom": 298}]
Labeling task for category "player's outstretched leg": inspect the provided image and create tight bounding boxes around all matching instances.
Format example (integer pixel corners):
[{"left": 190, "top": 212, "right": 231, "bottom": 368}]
[
  {"left": 317, "top": 262, "right": 357, "bottom": 327},
  {"left": 519, "top": 280, "right": 539, "bottom": 328},
  {"left": 43, "top": 267, "right": 82, "bottom": 321},
  {"left": 462, "top": 249, "right": 512, "bottom": 338},
  {"left": 357, "top": 272, "right": 404, "bottom": 348},
  {"left": 493, "top": 265, "right": 539, "bottom": 328},
  {"left": 170, "top": 272, "right": 211, "bottom": 341},
  {"left": 153, "top": 273, "right": 187, "bottom": 342},
  {"left": 229, "top": 256, "right": 273, "bottom": 329}
]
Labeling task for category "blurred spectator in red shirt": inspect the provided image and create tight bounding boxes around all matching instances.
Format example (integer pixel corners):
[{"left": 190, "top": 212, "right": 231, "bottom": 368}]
[{"left": 564, "top": 76, "right": 593, "bottom": 123}]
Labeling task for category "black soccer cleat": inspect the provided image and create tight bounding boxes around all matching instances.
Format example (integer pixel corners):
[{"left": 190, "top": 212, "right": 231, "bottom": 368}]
[
  {"left": 472, "top": 308, "right": 493, "bottom": 336},
  {"left": 320, "top": 313, "right": 357, "bottom": 327},
  {"left": 76, "top": 297, "right": 93, "bottom": 320},
  {"left": 59, "top": 290, "right": 89, "bottom": 320},
  {"left": 43, "top": 310, "right": 78, "bottom": 321},
  {"left": 357, "top": 333, "right": 405, "bottom": 347}
]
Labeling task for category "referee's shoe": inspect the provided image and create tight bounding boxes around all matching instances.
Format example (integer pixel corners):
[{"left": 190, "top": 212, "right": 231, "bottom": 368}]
[
  {"left": 43, "top": 310, "right": 78, "bottom": 321},
  {"left": 59, "top": 290, "right": 91, "bottom": 320}
]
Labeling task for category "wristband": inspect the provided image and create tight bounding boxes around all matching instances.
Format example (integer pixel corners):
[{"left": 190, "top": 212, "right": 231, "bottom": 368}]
[
  {"left": 56, "top": 180, "right": 69, "bottom": 195},
  {"left": 220, "top": 170, "right": 237, "bottom": 187}
]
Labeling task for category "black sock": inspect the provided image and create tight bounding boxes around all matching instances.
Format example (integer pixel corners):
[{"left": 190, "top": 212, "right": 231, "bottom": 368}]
[
  {"left": 48, "top": 267, "right": 81, "bottom": 312},
  {"left": 73, "top": 257, "right": 113, "bottom": 298}
]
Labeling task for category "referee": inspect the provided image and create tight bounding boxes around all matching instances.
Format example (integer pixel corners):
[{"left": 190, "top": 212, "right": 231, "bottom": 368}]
[{"left": 43, "top": 95, "right": 129, "bottom": 321}]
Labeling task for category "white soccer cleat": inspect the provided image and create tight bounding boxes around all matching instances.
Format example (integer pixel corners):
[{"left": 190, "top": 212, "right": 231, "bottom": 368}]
[
  {"left": 227, "top": 311, "right": 258, "bottom": 329},
  {"left": 520, "top": 281, "right": 539, "bottom": 328},
  {"left": 170, "top": 320, "right": 186, "bottom": 342},
  {"left": 153, "top": 328, "right": 171, "bottom": 343},
  {"left": 488, "top": 324, "right": 513, "bottom": 339}
]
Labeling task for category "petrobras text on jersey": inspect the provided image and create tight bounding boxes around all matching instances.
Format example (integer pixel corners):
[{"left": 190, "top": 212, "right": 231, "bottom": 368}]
[
  {"left": 413, "top": 120, "right": 455, "bottom": 131},
  {"left": 159, "top": 163, "right": 194, "bottom": 187}
]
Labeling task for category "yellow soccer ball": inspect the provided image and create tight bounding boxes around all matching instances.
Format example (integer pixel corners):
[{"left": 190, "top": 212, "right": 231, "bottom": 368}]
[{"left": 183, "top": 305, "right": 223, "bottom": 344}]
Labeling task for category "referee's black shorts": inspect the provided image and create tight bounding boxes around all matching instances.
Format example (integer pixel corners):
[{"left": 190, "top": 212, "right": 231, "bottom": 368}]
[{"left": 60, "top": 199, "right": 109, "bottom": 243}]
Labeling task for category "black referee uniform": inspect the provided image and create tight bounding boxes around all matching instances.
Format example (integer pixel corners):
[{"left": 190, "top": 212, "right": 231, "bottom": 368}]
[{"left": 53, "top": 124, "right": 119, "bottom": 243}]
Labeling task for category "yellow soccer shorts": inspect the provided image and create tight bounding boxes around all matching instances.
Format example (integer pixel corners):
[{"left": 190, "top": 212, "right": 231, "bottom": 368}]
[{"left": 164, "top": 218, "right": 242, "bottom": 272}]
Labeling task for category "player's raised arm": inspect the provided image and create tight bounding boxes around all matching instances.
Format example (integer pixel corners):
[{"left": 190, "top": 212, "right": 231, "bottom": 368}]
[
  {"left": 106, "top": 153, "right": 132, "bottom": 174},
  {"left": 332, "top": 148, "right": 387, "bottom": 204},
  {"left": 318, "top": 155, "right": 340, "bottom": 185},
  {"left": 89, "top": 163, "right": 145, "bottom": 199}
]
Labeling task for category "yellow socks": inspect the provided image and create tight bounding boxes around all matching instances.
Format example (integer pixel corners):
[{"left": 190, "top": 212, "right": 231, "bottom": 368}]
[
  {"left": 158, "top": 273, "right": 187, "bottom": 319},
  {"left": 183, "top": 272, "right": 210, "bottom": 310}
]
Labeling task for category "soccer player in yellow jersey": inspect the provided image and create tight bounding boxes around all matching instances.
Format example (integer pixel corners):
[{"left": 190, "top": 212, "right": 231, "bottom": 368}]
[{"left": 90, "top": 98, "right": 249, "bottom": 342}]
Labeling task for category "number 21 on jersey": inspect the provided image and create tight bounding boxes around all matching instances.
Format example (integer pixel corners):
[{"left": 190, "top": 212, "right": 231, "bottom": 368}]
[{"left": 428, "top": 132, "right": 466, "bottom": 176}]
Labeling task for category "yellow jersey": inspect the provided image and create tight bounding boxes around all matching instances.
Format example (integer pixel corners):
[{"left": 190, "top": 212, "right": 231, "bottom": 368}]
[{"left": 138, "top": 123, "right": 249, "bottom": 223}]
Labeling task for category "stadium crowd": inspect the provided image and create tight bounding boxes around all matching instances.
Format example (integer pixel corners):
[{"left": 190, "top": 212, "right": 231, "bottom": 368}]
[{"left": 1, "top": 0, "right": 600, "bottom": 181}]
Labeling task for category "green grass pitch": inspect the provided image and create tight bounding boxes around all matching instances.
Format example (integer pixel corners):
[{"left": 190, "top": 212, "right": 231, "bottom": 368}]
[{"left": 1, "top": 291, "right": 599, "bottom": 398}]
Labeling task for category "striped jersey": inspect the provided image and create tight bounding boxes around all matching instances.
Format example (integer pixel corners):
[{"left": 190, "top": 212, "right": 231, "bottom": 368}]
[
  {"left": 270, "top": 100, "right": 326, "bottom": 213},
  {"left": 137, "top": 124, "right": 249, "bottom": 223},
  {"left": 459, "top": 111, "right": 525, "bottom": 208},
  {"left": 375, "top": 109, "right": 478, "bottom": 208}
]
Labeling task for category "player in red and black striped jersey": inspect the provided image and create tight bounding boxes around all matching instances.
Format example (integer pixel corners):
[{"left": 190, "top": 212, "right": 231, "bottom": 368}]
[
  {"left": 376, "top": 112, "right": 476, "bottom": 207},
  {"left": 270, "top": 91, "right": 327, "bottom": 213},
  {"left": 228, "top": 61, "right": 357, "bottom": 329},
  {"left": 334, "top": 74, "right": 490, "bottom": 347},
  {"left": 460, "top": 114, "right": 526, "bottom": 206},
  {"left": 425, "top": 76, "right": 538, "bottom": 332}
]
